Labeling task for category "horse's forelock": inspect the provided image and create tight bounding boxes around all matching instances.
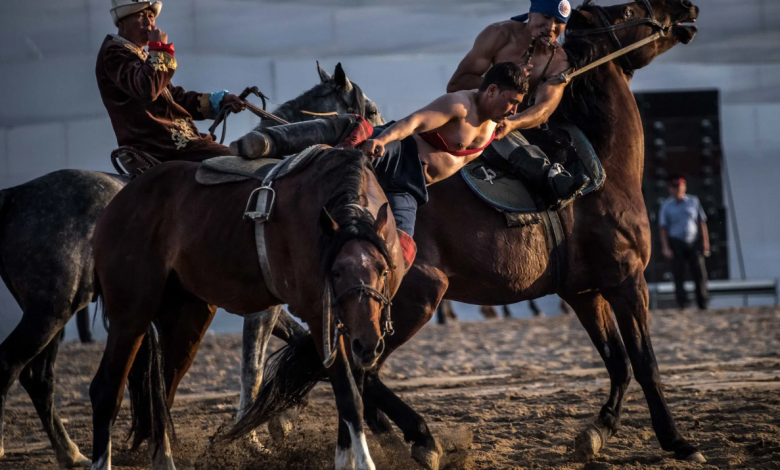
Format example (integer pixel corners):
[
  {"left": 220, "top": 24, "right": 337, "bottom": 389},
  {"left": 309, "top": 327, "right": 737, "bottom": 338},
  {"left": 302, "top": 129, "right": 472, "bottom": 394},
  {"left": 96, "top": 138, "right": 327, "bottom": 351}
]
[{"left": 318, "top": 150, "right": 393, "bottom": 274}]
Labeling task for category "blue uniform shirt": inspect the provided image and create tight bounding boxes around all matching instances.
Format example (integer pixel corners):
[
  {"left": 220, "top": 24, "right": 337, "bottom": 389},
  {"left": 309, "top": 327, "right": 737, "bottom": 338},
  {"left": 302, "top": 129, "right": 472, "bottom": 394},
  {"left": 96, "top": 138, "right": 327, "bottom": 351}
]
[{"left": 659, "top": 195, "right": 707, "bottom": 243}]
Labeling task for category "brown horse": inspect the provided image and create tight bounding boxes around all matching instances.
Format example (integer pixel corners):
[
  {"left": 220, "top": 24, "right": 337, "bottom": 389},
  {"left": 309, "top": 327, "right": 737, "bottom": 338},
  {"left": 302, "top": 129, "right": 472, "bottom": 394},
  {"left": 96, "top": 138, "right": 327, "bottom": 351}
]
[
  {"left": 239, "top": 1, "right": 704, "bottom": 468},
  {"left": 364, "top": 0, "right": 704, "bottom": 465},
  {"left": 88, "top": 148, "right": 405, "bottom": 470}
]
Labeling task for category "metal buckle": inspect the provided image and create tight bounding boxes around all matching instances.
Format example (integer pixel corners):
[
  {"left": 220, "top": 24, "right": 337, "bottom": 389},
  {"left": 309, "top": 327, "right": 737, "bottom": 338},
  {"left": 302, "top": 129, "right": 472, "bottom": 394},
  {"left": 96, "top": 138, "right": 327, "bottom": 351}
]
[{"left": 243, "top": 185, "right": 276, "bottom": 223}]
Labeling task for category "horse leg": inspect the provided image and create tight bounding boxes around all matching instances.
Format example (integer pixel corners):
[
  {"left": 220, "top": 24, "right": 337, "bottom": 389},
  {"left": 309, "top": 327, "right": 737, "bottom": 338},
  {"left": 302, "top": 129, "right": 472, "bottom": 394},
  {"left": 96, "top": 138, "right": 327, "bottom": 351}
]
[
  {"left": 239, "top": 307, "right": 281, "bottom": 421},
  {"left": 563, "top": 291, "right": 630, "bottom": 461},
  {"left": 363, "top": 264, "right": 446, "bottom": 470},
  {"left": 155, "top": 293, "right": 217, "bottom": 406},
  {"left": 0, "top": 304, "right": 70, "bottom": 463},
  {"left": 602, "top": 273, "right": 705, "bottom": 462},
  {"left": 325, "top": 344, "right": 373, "bottom": 470},
  {"left": 18, "top": 332, "right": 91, "bottom": 469},
  {"left": 75, "top": 307, "right": 93, "bottom": 344}
]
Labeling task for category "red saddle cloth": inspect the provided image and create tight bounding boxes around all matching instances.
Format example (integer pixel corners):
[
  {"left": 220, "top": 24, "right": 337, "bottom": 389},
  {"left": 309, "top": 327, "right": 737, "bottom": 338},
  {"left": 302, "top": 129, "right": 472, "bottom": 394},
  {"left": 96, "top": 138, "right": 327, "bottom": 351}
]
[{"left": 397, "top": 229, "right": 417, "bottom": 272}]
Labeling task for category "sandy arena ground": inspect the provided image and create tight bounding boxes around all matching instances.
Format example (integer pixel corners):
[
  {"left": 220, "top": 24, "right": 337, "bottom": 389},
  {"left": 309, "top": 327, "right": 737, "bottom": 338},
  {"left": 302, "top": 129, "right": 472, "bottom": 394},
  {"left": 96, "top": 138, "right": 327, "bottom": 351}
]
[{"left": 1, "top": 306, "right": 778, "bottom": 469}]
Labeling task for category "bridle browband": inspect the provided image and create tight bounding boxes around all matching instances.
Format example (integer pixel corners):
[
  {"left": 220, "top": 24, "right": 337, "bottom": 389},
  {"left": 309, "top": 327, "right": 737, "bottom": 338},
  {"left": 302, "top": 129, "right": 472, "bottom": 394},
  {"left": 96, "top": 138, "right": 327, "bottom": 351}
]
[
  {"left": 322, "top": 204, "right": 394, "bottom": 368},
  {"left": 565, "top": 0, "right": 670, "bottom": 76}
]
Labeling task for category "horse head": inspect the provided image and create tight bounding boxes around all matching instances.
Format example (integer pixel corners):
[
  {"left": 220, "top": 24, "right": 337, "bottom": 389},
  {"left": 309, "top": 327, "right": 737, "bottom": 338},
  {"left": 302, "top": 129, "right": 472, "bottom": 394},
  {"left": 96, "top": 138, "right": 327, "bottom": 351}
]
[
  {"left": 568, "top": 0, "right": 699, "bottom": 73},
  {"left": 318, "top": 159, "right": 402, "bottom": 369},
  {"left": 265, "top": 62, "right": 385, "bottom": 128}
]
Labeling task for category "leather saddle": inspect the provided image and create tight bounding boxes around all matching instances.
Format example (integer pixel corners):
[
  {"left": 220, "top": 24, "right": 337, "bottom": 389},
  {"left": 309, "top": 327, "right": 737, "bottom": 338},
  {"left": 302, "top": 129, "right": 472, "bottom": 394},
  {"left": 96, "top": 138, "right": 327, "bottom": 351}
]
[
  {"left": 460, "top": 123, "right": 605, "bottom": 226},
  {"left": 195, "top": 144, "right": 330, "bottom": 186}
]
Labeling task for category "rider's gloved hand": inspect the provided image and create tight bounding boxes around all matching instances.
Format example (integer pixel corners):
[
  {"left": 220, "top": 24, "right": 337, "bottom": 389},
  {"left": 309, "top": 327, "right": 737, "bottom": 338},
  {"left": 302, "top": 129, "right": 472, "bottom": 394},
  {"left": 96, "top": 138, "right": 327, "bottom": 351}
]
[{"left": 222, "top": 94, "right": 245, "bottom": 113}]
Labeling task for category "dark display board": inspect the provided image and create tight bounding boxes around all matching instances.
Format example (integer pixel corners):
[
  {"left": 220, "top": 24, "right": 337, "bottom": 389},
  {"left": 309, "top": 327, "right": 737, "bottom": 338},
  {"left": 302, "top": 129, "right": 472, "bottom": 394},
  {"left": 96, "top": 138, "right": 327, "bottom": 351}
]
[{"left": 635, "top": 90, "right": 729, "bottom": 283}]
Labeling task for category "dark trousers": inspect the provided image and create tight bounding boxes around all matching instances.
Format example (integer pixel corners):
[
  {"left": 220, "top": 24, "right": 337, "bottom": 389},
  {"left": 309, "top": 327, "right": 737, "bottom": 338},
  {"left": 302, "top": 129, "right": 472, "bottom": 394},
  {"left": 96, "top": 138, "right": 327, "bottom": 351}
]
[{"left": 669, "top": 238, "right": 709, "bottom": 309}]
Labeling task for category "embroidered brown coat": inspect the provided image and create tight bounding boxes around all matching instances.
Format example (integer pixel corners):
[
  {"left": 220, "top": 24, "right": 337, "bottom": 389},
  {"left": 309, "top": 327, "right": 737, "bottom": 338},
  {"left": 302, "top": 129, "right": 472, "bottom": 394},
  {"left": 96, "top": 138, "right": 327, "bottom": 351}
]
[{"left": 95, "top": 35, "right": 230, "bottom": 162}]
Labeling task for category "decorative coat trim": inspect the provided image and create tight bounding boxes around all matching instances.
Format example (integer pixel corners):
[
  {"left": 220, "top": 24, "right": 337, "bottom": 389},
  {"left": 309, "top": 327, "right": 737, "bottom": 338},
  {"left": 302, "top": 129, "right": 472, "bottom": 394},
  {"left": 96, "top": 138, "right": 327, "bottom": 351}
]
[
  {"left": 199, "top": 93, "right": 214, "bottom": 119},
  {"left": 170, "top": 118, "right": 200, "bottom": 150},
  {"left": 110, "top": 34, "right": 147, "bottom": 60},
  {"left": 148, "top": 50, "right": 177, "bottom": 72}
]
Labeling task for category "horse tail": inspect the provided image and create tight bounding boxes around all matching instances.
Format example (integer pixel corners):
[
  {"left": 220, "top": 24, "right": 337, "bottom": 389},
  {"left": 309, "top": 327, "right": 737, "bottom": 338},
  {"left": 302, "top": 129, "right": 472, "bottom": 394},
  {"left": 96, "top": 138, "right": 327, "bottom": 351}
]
[
  {"left": 125, "top": 323, "right": 175, "bottom": 452},
  {"left": 226, "top": 334, "right": 323, "bottom": 440}
]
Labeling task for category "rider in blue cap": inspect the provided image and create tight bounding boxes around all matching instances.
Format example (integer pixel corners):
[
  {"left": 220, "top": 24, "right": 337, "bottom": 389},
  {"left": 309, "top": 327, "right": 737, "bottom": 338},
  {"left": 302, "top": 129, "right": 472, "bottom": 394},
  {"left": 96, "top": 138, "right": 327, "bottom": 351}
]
[{"left": 447, "top": 0, "right": 590, "bottom": 203}]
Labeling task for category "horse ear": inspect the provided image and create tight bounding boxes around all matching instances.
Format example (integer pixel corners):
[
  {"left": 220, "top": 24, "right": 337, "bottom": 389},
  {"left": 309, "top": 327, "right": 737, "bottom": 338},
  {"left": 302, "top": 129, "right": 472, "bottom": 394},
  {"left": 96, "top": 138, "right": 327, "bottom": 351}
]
[
  {"left": 317, "top": 61, "right": 332, "bottom": 83},
  {"left": 334, "top": 62, "right": 353, "bottom": 92},
  {"left": 373, "top": 203, "right": 390, "bottom": 238},
  {"left": 320, "top": 207, "right": 339, "bottom": 236}
]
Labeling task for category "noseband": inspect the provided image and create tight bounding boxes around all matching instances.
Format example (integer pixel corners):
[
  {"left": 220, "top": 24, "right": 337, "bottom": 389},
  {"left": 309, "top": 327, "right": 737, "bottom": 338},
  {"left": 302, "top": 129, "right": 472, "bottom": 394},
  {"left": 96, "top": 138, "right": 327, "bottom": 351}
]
[
  {"left": 322, "top": 270, "right": 394, "bottom": 368},
  {"left": 565, "top": 0, "right": 671, "bottom": 76}
]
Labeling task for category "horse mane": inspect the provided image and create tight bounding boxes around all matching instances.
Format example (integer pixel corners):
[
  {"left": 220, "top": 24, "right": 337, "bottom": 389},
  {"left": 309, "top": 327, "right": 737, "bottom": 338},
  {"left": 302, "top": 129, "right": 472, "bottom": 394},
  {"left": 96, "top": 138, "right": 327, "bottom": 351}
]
[
  {"left": 255, "top": 83, "right": 333, "bottom": 130},
  {"left": 551, "top": 5, "right": 617, "bottom": 142},
  {"left": 318, "top": 149, "right": 393, "bottom": 273}
]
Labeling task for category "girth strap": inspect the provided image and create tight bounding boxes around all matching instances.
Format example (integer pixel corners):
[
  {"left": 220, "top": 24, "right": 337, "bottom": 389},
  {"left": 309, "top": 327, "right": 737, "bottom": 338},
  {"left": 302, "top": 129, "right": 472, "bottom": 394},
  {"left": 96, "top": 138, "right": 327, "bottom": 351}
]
[{"left": 540, "top": 209, "right": 567, "bottom": 291}]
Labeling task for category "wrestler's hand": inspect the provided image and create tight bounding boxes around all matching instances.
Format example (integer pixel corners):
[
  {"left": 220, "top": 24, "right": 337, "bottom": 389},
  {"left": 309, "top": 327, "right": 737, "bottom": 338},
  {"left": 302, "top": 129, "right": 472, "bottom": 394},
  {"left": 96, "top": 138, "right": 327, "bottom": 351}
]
[
  {"left": 361, "top": 139, "right": 385, "bottom": 159},
  {"left": 222, "top": 94, "right": 245, "bottom": 113},
  {"left": 495, "top": 120, "right": 514, "bottom": 140},
  {"left": 149, "top": 27, "right": 169, "bottom": 44}
]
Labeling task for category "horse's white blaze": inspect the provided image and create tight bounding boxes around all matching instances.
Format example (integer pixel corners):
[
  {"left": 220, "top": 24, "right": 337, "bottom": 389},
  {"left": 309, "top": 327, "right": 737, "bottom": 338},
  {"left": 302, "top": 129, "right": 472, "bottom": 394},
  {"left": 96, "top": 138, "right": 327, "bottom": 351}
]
[
  {"left": 149, "top": 432, "right": 176, "bottom": 470},
  {"left": 90, "top": 442, "right": 110, "bottom": 470},
  {"left": 346, "top": 422, "right": 375, "bottom": 470},
  {"left": 335, "top": 445, "right": 354, "bottom": 470}
]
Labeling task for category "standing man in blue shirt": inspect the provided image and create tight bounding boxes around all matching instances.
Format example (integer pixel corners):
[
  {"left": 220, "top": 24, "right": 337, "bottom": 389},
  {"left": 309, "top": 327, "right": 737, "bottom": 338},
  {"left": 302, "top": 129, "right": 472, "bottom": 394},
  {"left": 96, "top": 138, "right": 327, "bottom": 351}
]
[{"left": 659, "top": 175, "right": 711, "bottom": 310}]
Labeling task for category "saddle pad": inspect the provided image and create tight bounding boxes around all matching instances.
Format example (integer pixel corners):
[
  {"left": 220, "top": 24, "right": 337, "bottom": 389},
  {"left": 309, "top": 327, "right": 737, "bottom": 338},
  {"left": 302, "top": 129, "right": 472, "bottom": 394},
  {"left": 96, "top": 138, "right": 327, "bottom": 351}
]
[
  {"left": 196, "top": 144, "right": 331, "bottom": 185},
  {"left": 460, "top": 124, "right": 605, "bottom": 214}
]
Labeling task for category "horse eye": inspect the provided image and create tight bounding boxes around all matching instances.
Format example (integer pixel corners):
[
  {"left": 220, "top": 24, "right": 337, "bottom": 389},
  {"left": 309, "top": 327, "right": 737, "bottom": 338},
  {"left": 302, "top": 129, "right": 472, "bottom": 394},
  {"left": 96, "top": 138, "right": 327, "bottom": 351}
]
[
  {"left": 332, "top": 270, "right": 341, "bottom": 279},
  {"left": 625, "top": 8, "right": 634, "bottom": 19}
]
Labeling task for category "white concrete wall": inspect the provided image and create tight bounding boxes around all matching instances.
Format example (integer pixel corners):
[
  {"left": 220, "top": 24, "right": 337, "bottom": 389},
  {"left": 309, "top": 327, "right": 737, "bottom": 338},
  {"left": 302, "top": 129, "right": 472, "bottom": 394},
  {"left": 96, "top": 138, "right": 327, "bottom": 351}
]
[{"left": 1, "top": 0, "right": 780, "bottom": 338}]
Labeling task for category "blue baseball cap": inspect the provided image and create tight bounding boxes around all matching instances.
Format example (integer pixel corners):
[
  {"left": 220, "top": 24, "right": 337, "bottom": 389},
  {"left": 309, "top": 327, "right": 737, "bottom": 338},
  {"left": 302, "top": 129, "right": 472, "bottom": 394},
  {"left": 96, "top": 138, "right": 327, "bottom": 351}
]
[{"left": 511, "top": 0, "right": 572, "bottom": 24}]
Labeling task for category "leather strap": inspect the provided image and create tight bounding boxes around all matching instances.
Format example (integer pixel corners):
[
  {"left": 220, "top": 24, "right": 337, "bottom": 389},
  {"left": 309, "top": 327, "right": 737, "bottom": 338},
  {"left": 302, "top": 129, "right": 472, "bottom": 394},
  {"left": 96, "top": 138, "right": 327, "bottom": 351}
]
[
  {"left": 540, "top": 209, "right": 567, "bottom": 291},
  {"left": 253, "top": 187, "right": 282, "bottom": 301}
]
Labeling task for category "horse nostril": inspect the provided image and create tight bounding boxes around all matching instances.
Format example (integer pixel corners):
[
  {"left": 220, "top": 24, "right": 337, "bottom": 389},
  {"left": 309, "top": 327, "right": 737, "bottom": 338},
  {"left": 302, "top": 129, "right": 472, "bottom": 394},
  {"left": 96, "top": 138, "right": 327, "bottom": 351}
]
[
  {"left": 352, "top": 338, "right": 364, "bottom": 356},
  {"left": 680, "top": 0, "right": 692, "bottom": 8}
]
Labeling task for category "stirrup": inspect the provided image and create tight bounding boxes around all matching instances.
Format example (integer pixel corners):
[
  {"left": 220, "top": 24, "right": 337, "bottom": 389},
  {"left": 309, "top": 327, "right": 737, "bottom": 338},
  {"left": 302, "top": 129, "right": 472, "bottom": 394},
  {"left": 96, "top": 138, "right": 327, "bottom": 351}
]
[{"left": 110, "top": 146, "right": 161, "bottom": 178}]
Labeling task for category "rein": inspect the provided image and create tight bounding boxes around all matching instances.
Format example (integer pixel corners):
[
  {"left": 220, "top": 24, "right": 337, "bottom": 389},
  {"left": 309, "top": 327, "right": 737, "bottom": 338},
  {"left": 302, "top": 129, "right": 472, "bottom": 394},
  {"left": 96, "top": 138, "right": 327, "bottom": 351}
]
[
  {"left": 322, "top": 203, "right": 394, "bottom": 368},
  {"left": 208, "top": 87, "right": 289, "bottom": 144},
  {"left": 561, "top": 0, "right": 671, "bottom": 80}
]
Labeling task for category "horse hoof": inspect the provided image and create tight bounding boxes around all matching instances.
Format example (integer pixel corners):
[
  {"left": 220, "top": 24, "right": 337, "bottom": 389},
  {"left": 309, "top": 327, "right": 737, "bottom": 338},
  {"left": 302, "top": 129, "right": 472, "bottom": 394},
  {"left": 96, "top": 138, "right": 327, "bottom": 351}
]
[
  {"left": 573, "top": 425, "right": 604, "bottom": 462},
  {"left": 268, "top": 414, "right": 293, "bottom": 441},
  {"left": 411, "top": 440, "right": 442, "bottom": 470},
  {"left": 682, "top": 451, "right": 706, "bottom": 463},
  {"left": 61, "top": 452, "right": 92, "bottom": 468}
]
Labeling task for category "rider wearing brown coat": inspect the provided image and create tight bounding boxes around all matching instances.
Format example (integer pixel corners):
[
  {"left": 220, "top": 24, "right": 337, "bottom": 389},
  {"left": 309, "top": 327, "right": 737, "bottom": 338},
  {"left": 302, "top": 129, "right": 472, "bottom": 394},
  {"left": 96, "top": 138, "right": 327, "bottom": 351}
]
[{"left": 96, "top": 0, "right": 244, "bottom": 164}]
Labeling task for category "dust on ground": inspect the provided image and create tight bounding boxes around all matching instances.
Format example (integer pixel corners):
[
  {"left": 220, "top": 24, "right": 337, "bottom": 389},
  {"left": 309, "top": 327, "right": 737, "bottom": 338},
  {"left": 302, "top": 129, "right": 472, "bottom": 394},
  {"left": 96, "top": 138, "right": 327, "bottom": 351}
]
[{"left": 2, "top": 306, "right": 778, "bottom": 469}]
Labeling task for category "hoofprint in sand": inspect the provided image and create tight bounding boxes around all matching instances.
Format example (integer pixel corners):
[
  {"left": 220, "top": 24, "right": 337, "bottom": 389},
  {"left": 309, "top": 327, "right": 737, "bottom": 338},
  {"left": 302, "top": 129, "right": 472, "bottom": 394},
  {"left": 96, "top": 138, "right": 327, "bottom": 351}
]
[{"left": 1, "top": 307, "right": 778, "bottom": 469}]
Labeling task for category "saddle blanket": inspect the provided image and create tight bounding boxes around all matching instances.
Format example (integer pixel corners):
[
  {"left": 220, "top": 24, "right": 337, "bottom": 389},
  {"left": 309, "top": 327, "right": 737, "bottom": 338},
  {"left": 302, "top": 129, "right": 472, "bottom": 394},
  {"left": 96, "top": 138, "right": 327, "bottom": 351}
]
[
  {"left": 460, "top": 123, "right": 605, "bottom": 226},
  {"left": 195, "top": 144, "right": 329, "bottom": 185}
]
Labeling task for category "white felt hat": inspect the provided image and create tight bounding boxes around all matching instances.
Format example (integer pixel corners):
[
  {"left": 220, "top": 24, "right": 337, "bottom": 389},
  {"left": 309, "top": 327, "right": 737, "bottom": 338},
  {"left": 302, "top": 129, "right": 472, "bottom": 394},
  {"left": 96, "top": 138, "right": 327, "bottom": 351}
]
[{"left": 110, "top": 0, "right": 163, "bottom": 26}]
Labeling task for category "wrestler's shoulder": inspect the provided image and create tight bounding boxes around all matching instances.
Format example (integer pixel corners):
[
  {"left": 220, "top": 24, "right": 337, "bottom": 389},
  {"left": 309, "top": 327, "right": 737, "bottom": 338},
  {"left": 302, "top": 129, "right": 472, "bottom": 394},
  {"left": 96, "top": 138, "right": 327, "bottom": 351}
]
[{"left": 479, "top": 20, "right": 521, "bottom": 44}]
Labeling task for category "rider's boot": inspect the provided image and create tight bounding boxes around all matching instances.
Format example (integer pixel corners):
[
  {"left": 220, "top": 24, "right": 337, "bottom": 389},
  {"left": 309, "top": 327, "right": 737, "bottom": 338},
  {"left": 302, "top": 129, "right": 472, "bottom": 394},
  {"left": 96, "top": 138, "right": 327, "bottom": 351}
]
[
  {"left": 506, "top": 145, "right": 589, "bottom": 203},
  {"left": 230, "top": 115, "right": 356, "bottom": 159},
  {"left": 547, "top": 163, "right": 590, "bottom": 200}
]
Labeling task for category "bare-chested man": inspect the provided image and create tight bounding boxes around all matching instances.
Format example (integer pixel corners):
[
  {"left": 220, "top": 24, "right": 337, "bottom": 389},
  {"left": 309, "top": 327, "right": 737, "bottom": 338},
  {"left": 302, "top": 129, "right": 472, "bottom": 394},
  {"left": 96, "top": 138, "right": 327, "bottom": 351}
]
[
  {"left": 230, "top": 62, "right": 527, "bottom": 264},
  {"left": 448, "top": 0, "right": 589, "bottom": 201}
]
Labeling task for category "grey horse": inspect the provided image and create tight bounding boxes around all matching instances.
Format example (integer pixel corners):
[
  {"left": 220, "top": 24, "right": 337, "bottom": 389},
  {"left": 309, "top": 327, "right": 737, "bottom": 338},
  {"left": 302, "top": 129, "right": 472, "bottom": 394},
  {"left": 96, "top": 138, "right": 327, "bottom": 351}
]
[{"left": 0, "top": 61, "right": 382, "bottom": 468}]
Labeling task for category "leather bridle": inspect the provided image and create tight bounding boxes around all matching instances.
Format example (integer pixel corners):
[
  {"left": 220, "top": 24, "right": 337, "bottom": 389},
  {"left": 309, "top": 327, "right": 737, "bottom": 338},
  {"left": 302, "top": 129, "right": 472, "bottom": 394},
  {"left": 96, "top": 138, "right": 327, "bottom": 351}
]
[{"left": 566, "top": 0, "right": 671, "bottom": 76}]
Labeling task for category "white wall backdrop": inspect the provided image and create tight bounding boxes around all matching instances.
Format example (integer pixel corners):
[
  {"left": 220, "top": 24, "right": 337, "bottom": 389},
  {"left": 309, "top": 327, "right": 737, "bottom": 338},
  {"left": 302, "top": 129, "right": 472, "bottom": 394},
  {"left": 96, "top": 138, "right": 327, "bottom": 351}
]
[{"left": 1, "top": 0, "right": 779, "bottom": 338}]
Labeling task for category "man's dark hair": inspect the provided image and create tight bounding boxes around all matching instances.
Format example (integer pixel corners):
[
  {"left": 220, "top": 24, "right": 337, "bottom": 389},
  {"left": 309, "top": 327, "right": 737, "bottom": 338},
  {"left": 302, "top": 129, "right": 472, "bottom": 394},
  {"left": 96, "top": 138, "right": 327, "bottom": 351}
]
[{"left": 479, "top": 62, "right": 529, "bottom": 94}]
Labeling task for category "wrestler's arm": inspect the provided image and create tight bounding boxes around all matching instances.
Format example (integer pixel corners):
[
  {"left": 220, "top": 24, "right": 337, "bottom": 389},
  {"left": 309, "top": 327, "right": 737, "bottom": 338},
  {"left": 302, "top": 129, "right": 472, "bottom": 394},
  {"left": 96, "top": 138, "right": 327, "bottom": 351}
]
[
  {"left": 497, "top": 53, "right": 568, "bottom": 137},
  {"left": 361, "top": 94, "right": 468, "bottom": 157},
  {"left": 447, "top": 24, "right": 507, "bottom": 93}
]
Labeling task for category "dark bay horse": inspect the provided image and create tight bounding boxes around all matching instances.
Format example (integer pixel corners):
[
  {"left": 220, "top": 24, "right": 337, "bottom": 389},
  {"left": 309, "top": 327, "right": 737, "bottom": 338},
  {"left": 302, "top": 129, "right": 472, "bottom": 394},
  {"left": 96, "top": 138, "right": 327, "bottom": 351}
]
[
  {"left": 243, "top": 1, "right": 704, "bottom": 467},
  {"left": 0, "top": 62, "right": 380, "bottom": 468},
  {"left": 89, "top": 147, "right": 405, "bottom": 470},
  {"left": 372, "top": 0, "right": 704, "bottom": 465}
]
